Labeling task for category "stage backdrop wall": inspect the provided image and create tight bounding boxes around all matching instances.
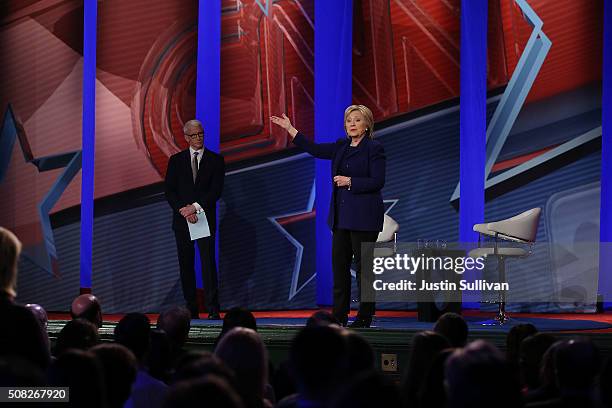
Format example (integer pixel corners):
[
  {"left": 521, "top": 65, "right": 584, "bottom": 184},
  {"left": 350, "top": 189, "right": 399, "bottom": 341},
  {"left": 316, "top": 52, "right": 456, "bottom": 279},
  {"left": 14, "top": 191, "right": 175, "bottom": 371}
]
[{"left": 2, "top": 0, "right": 603, "bottom": 312}]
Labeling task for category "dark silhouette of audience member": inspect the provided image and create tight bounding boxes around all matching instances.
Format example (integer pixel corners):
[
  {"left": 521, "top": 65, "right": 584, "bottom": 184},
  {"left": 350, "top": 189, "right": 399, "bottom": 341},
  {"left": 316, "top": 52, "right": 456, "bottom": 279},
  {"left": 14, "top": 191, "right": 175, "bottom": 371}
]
[
  {"left": 172, "top": 351, "right": 215, "bottom": 380},
  {"left": 277, "top": 325, "right": 348, "bottom": 408},
  {"left": 529, "top": 338, "right": 601, "bottom": 408},
  {"left": 0, "top": 356, "right": 46, "bottom": 386},
  {"left": 446, "top": 340, "right": 523, "bottom": 408},
  {"left": 215, "top": 327, "right": 271, "bottom": 408},
  {"left": 115, "top": 313, "right": 152, "bottom": 362},
  {"left": 91, "top": 343, "right": 138, "bottom": 408},
  {"left": 47, "top": 349, "right": 107, "bottom": 408},
  {"left": 418, "top": 348, "right": 454, "bottom": 408},
  {"left": 147, "top": 328, "right": 173, "bottom": 383},
  {"left": 331, "top": 370, "right": 401, "bottom": 408},
  {"left": 71, "top": 293, "right": 103, "bottom": 329},
  {"left": 0, "top": 227, "right": 50, "bottom": 371},
  {"left": 343, "top": 330, "right": 375, "bottom": 376},
  {"left": 171, "top": 350, "right": 252, "bottom": 406},
  {"left": 402, "top": 331, "right": 450, "bottom": 408},
  {"left": 273, "top": 310, "right": 340, "bottom": 403},
  {"left": 172, "top": 352, "right": 236, "bottom": 385},
  {"left": 214, "top": 307, "right": 257, "bottom": 348},
  {"left": 25, "top": 303, "right": 48, "bottom": 330},
  {"left": 305, "top": 310, "right": 341, "bottom": 327},
  {"left": 525, "top": 340, "right": 567, "bottom": 404},
  {"left": 506, "top": 323, "right": 538, "bottom": 366},
  {"left": 53, "top": 318, "right": 99, "bottom": 357},
  {"left": 115, "top": 313, "right": 168, "bottom": 408},
  {"left": 25, "top": 303, "right": 50, "bottom": 352},
  {"left": 157, "top": 306, "right": 192, "bottom": 366},
  {"left": 271, "top": 359, "right": 295, "bottom": 403},
  {"left": 519, "top": 333, "right": 556, "bottom": 392},
  {"left": 164, "top": 375, "right": 245, "bottom": 408},
  {"left": 601, "top": 357, "right": 612, "bottom": 408},
  {"left": 433, "top": 312, "right": 468, "bottom": 347}
]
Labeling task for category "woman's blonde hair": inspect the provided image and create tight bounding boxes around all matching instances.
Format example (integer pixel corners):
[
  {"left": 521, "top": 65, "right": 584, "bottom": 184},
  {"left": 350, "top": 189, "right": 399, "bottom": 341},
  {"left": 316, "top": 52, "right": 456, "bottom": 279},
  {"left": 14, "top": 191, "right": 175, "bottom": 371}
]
[
  {"left": 0, "top": 227, "right": 21, "bottom": 298},
  {"left": 344, "top": 104, "right": 374, "bottom": 139}
]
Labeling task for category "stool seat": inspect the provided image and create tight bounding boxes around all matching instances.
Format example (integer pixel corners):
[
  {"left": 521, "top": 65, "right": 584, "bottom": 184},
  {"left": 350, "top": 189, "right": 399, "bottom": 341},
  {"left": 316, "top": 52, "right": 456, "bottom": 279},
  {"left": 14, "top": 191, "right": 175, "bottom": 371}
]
[
  {"left": 472, "top": 207, "right": 541, "bottom": 325},
  {"left": 468, "top": 247, "right": 528, "bottom": 258}
]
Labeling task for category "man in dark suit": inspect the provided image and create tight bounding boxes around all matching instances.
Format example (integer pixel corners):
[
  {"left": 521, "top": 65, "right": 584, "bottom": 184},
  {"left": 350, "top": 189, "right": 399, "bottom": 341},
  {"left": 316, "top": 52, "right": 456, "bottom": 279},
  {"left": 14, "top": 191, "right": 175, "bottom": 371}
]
[{"left": 164, "top": 119, "right": 225, "bottom": 320}]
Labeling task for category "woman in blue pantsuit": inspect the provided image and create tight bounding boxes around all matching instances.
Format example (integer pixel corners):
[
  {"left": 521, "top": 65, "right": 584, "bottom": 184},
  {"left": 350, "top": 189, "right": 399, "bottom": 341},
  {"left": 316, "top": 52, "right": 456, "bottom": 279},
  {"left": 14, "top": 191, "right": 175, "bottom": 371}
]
[{"left": 271, "top": 105, "right": 386, "bottom": 327}]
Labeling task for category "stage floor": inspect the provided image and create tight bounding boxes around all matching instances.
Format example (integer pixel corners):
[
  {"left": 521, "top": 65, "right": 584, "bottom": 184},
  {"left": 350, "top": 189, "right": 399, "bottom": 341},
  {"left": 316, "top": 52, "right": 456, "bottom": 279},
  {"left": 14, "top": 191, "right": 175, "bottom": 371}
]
[
  {"left": 45, "top": 310, "right": 612, "bottom": 377},
  {"left": 47, "top": 310, "right": 612, "bottom": 332}
]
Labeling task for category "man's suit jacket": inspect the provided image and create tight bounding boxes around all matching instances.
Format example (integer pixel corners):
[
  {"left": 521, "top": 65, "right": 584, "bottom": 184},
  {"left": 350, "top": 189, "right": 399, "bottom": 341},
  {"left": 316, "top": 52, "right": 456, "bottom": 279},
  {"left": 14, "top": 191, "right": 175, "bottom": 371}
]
[
  {"left": 293, "top": 132, "right": 385, "bottom": 232},
  {"left": 164, "top": 148, "right": 225, "bottom": 233}
]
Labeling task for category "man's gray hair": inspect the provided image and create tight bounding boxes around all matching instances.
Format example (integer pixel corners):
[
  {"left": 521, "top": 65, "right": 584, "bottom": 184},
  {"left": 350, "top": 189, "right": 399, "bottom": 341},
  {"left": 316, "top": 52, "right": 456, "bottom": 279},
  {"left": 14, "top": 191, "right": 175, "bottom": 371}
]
[{"left": 183, "top": 119, "right": 203, "bottom": 134}]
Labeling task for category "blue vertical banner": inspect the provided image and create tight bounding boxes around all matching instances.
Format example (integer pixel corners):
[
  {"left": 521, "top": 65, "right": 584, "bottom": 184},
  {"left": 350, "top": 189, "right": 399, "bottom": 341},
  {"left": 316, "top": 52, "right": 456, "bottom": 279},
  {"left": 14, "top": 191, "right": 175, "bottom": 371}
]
[
  {"left": 460, "top": 0, "right": 487, "bottom": 307},
  {"left": 459, "top": 0, "right": 487, "bottom": 243},
  {"left": 314, "top": 0, "right": 353, "bottom": 305},
  {"left": 80, "top": 0, "right": 97, "bottom": 290},
  {"left": 196, "top": 0, "right": 221, "bottom": 290},
  {"left": 600, "top": 0, "right": 612, "bottom": 309},
  {"left": 197, "top": 0, "right": 221, "bottom": 154}
]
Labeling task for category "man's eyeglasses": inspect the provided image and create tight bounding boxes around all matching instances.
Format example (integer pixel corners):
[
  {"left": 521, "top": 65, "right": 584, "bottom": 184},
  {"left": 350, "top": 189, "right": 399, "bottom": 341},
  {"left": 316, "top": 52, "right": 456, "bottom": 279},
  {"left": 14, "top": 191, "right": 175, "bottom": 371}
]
[{"left": 185, "top": 132, "right": 204, "bottom": 139}]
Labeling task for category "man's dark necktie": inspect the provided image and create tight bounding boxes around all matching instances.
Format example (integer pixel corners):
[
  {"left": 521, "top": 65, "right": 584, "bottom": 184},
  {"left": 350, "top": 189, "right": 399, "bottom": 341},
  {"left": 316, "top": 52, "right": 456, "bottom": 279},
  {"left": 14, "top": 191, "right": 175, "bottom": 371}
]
[{"left": 192, "top": 151, "right": 199, "bottom": 182}]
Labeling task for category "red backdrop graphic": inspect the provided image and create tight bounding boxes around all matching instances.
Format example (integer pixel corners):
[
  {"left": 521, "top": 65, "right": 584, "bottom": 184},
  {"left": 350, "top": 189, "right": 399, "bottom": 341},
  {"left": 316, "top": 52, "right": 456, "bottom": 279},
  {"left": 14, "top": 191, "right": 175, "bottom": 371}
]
[{"left": 0, "top": 0, "right": 602, "bottom": 239}]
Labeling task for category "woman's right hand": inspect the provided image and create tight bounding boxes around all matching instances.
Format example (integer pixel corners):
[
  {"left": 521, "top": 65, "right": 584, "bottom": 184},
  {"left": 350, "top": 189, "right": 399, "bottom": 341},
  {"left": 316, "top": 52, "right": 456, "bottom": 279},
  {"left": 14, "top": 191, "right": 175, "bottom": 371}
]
[{"left": 270, "top": 113, "right": 298, "bottom": 138}]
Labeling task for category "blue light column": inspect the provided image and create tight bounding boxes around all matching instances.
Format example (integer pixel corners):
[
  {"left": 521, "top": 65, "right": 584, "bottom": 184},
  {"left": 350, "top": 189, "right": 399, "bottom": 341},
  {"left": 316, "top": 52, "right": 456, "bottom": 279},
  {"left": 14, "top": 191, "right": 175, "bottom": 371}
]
[
  {"left": 459, "top": 0, "right": 487, "bottom": 308},
  {"left": 80, "top": 0, "right": 97, "bottom": 290},
  {"left": 459, "top": 0, "right": 487, "bottom": 243},
  {"left": 599, "top": 0, "right": 612, "bottom": 309},
  {"left": 314, "top": 0, "right": 353, "bottom": 305},
  {"left": 196, "top": 0, "right": 221, "bottom": 153},
  {"left": 196, "top": 0, "right": 221, "bottom": 291}
]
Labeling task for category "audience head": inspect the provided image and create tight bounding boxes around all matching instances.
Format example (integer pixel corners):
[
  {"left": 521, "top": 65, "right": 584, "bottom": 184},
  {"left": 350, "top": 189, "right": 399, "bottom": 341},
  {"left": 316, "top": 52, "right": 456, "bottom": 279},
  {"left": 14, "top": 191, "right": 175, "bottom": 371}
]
[
  {"left": 553, "top": 337, "right": 600, "bottom": 394},
  {"left": 90, "top": 343, "right": 137, "bottom": 408},
  {"left": 164, "top": 375, "right": 244, "bottom": 408},
  {"left": 289, "top": 325, "right": 348, "bottom": 402},
  {"left": 404, "top": 331, "right": 450, "bottom": 406},
  {"left": 445, "top": 340, "right": 522, "bottom": 408},
  {"left": 601, "top": 357, "right": 612, "bottom": 408},
  {"left": 0, "top": 356, "right": 45, "bottom": 386},
  {"left": 147, "top": 328, "right": 173, "bottom": 382},
  {"left": 331, "top": 370, "right": 401, "bottom": 408},
  {"left": 433, "top": 312, "right": 468, "bottom": 347},
  {"left": 114, "top": 312, "right": 151, "bottom": 363},
  {"left": 306, "top": 310, "right": 340, "bottom": 327},
  {"left": 25, "top": 303, "right": 48, "bottom": 330},
  {"left": 418, "top": 348, "right": 454, "bottom": 408},
  {"left": 174, "top": 350, "right": 215, "bottom": 375},
  {"left": 506, "top": 323, "right": 537, "bottom": 365},
  {"left": 173, "top": 352, "right": 236, "bottom": 386},
  {"left": 0, "top": 227, "right": 21, "bottom": 299},
  {"left": 158, "top": 306, "right": 191, "bottom": 349},
  {"left": 70, "top": 294, "right": 103, "bottom": 328},
  {"left": 25, "top": 303, "right": 49, "bottom": 350},
  {"left": 216, "top": 308, "right": 257, "bottom": 345},
  {"left": 519, "top": 333, "right": 556, "bottom": 390},
  {"left": 343, "top": 330, "right": 375, "bottom": 375},
  {"left": 47, "top": 349, "right": 106, "bottom": 408},
  {"left": 215, "top": 327, "right": 268, "bottom": 400},
  {"left": 539, "top": 339, "right": 567, "bottom": 393},
  {"left": 54, "top": 318, "right": 99, "bottom": 357}
]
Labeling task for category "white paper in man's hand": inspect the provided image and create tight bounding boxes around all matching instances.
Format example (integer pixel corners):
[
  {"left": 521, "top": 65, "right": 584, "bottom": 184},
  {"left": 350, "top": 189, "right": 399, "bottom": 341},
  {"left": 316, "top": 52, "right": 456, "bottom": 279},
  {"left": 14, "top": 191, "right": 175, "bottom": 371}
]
[{"left": 187, "top": 212, "right": 211, "bottom": 240}]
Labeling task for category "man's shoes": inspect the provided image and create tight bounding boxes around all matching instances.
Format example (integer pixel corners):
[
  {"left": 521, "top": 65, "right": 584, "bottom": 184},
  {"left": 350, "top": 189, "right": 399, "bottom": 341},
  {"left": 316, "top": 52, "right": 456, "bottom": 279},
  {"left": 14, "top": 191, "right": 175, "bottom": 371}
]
[
  {"left": 208, "top": 312, "right": 221, "bottom": 320},
  {"left": 349, "top": 316, "right": 372, "bottom": 328}
]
